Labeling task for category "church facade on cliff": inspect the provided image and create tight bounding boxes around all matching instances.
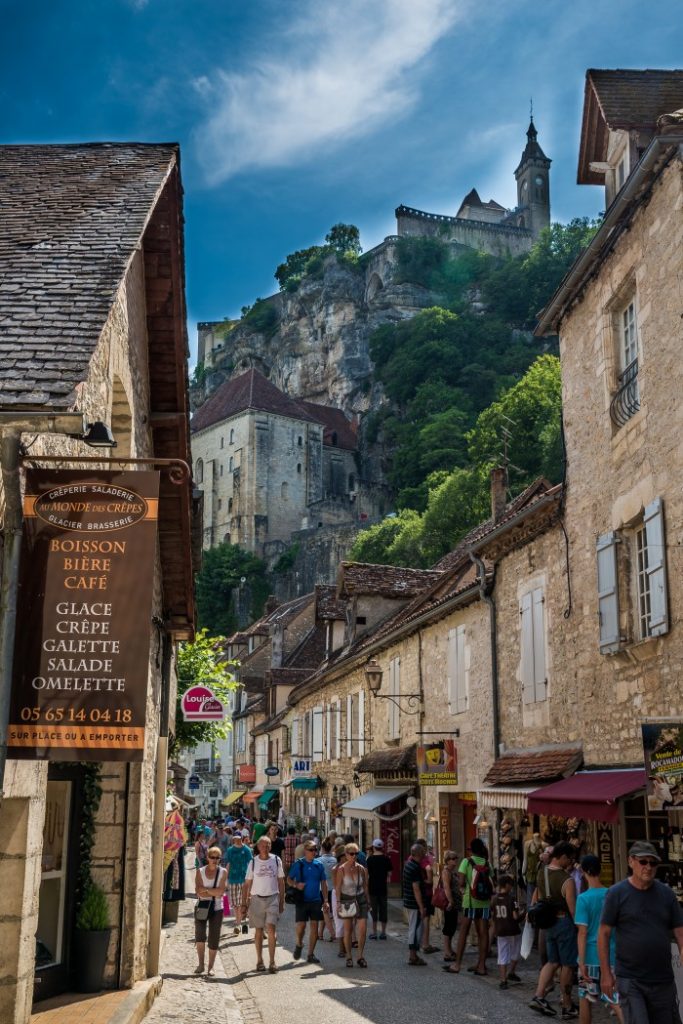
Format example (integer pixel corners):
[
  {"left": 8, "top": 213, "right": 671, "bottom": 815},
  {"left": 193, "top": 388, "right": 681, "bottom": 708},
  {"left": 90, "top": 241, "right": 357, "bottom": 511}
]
[{"left": 395, "top": 119, "right": 551, "bottom": 257}]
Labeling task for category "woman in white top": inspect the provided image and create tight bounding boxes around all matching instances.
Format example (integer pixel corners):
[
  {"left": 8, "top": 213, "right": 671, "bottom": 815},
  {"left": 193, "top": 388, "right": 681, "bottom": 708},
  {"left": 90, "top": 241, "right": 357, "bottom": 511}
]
[
  {"left": 194, "top": 846, "right": 228, "bottom": 976},
  {"left": 334, "top": 843, "right": 370, "bottom": 968}
]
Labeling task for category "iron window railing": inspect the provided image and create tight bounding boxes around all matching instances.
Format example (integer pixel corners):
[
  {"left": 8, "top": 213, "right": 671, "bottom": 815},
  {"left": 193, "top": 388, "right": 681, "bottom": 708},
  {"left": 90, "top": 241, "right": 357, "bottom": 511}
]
[{"left": 610, "top": 358, "right": 640, "bottom": 428}]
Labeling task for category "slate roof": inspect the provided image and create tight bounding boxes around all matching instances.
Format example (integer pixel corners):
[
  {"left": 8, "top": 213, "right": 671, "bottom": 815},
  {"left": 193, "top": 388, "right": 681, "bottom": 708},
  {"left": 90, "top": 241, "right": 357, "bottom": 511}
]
[
  {"left": 338, "top": 563, "right": 442, "bottom": 599},
  {"left": 191, "top": 368, "right": 321, "bottom": 434},
  {"left": 315, "top": 585, "right": 347, "bottom": 621},
  {"left": 298, "top": 401, "right": 357, "bottom": 450},
  {"left": 0, "top": 143, "right": 178, "bottom": 408},
  {"left": 285, "top": 622, "right": 327, "bottom": 670},
  {"left": 484, "top": 747, "right": 583, "bottom": 786},
  {"left": 356, "top": 743, "right": 417, "bottom": 774}
]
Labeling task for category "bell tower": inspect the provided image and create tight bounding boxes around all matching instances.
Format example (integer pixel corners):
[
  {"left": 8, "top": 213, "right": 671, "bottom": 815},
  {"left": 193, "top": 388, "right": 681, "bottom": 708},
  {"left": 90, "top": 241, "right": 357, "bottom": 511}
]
[{"left": 514, "top": 116, "right": 551, "bottom": 239}]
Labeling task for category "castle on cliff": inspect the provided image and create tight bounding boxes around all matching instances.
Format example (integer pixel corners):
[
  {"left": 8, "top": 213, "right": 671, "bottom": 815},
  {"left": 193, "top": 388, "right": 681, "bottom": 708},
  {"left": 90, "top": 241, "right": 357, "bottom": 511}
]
[{"left": 395, "top": 118, "right": 551, "bottom": 257}]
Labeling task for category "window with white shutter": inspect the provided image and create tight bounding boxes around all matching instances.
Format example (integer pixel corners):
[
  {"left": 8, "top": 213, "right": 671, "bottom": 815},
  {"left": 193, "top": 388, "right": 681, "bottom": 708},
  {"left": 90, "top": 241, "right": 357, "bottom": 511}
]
[
  {"left": 447, "top": 625, "right": 467, "bottom": 714},
  {"left": 325, "top": 705, "right": 332, "bottom": 760},
  {"left": 596, "top": 532, "right": 621, "bottom": 652},
  {"left": 351, "top": 694, "right": 360, "bottom": 758},
  {"left": 643, "top": 498, "right": 669, "bottom": 637},
  {"left": 291, "top": 717, "right": 300, "bottom": 756},
  {"left": 358, "top": 690, "right": 366, "bottom": 755},
  {"left": 520, "top": 586, "right": 547, "bottom": 703},
  {"left": 388, "top": 657, "right": 400, "bottom": 739},
  {"left": 346, "top": 695, "right": 353, "bottom": 758},
  {"left": 312, "top": 705, "right": 323, "bottom": 761},
  {"left": 334, "top": 701, "right": 341, "bottom": 760}
]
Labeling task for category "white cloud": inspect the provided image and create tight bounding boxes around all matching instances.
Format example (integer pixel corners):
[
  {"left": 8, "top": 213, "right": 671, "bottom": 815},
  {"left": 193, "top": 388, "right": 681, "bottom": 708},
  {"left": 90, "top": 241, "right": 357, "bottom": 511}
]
[{"left": 194, "top": 0, "right": 463, "bottom": 183}]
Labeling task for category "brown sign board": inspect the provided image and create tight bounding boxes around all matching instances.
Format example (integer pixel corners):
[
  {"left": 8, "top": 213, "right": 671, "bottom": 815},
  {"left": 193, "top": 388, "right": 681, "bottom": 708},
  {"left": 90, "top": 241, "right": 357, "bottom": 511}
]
[{"left": 8, "top": 470, "right": 160, "bottom": 762}]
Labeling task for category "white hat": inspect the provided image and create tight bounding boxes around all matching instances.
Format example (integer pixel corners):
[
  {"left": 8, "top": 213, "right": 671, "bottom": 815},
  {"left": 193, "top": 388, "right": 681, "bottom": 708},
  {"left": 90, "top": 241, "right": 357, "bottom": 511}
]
[
  {"left": 372, "top": 838, "right": 384, "bottom": 848},
  {"left": 241, "top": 828, "right": 250, "bottom": 838}
]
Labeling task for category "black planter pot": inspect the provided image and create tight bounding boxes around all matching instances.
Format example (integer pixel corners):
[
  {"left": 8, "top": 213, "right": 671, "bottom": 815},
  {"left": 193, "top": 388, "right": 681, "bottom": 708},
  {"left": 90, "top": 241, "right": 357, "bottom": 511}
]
[{"left": 73, "top": 928, "right": 112, "bottom": 993}]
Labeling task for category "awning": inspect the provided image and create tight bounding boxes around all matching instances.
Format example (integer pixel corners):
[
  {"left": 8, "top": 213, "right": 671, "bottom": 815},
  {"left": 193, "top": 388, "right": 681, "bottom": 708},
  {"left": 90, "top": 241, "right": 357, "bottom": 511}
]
[
  {"left": 476, "top": 787, "right": 537, "bottom": 811},
  {"left": 258, "top": 788, "right": 279, "bottom": 809},
  {"left": 221, "top": 790, "right": 246, "bottom": 806},
  {"left": 527, "top": 769, "right": 646, "bottom": 824},
  {"left": 291, "top": 777, "right": 322, "bottom": 790},
  {"left": 243, "top": 789, "right": 263, "bottom": 803},
  {"left": 341, "top": 785, "right": 411, "bottom": 820}
]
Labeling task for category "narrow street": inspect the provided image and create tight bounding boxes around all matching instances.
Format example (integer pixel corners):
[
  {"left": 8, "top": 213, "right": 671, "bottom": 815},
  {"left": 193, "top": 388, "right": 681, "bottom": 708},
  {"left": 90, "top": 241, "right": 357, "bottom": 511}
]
[{"left": 143, "top": 856, "right": 614, "bottom": 1024}]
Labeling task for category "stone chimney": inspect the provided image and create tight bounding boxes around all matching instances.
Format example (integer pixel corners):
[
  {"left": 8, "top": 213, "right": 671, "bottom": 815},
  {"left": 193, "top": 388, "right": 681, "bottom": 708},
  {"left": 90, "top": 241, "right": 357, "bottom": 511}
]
[
  {"left": 264, "top": 595, "right": 279, "bottom": 615},
  {"left": 490, "top": 466, "right": 508, "bottom": 523}
]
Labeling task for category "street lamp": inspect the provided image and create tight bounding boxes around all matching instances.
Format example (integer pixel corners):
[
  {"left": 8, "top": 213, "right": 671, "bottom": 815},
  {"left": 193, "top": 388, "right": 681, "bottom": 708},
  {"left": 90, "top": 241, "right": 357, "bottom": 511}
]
[{"left": 363, "top": 658, "right": 422, "bottom": 714}]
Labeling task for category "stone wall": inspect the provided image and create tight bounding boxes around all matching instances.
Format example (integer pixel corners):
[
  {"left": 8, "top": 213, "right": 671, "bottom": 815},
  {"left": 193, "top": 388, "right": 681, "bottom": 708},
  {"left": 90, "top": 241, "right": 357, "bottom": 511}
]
[{"left": 395, "top": 207, "right": 533, "bottom": 258}]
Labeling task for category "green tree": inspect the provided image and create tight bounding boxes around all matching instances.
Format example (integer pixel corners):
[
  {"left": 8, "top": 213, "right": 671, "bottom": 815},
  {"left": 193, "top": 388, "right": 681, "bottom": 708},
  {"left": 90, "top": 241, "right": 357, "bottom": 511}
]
[
  {"left": 325, "top": 223, "right": 362, "bottom": 256},
  {"left": 274, "top": 245, "right": 327, "bottom": 290},
  {"left": 349, "top": 509, "right": 425, "bottom": 566},
  {"left": 195, "top": 543, "right": 270, "bottom": 636},
  {"left": 172, "top": 629, "right": 238, "bottom": 756}
]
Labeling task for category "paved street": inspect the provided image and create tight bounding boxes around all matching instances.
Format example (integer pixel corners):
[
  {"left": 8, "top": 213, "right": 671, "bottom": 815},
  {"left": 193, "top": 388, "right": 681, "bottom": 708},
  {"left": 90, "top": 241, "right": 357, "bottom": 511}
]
[{"left": 144, "top": 855, "right": 615, "bottom": 1024}]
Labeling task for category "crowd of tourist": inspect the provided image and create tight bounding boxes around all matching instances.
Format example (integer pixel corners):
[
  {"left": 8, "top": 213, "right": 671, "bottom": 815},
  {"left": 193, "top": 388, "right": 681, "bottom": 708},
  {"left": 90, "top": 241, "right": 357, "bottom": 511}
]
[{"left": 186, "top": 815, "right": 683, "bottom": 1023}]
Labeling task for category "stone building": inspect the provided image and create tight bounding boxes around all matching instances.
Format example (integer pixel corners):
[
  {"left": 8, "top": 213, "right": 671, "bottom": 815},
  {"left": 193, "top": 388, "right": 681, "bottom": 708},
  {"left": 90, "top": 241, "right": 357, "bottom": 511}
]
[
  {"left": 0, "top": 144, "right": 195, "bottom": 1021},
  {"left": 395, "top": 119, "right": 551, "bottom": 255},
  {"left": 191, "top": 368, "right": 363, "bottom": 558}
]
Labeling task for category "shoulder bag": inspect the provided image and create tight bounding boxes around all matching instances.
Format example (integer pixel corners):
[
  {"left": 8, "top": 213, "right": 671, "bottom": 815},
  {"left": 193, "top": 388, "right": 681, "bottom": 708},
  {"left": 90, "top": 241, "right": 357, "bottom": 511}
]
[
  {"left": 285, "top": 859, "right": 306, "bottom": 905},
  {"left": 432, "top": 871, "right": 451, "bottom": 912},
  {"left": 195, "top": 866, "right": 220, "bottom": 921},
  {"left": 339, "top": 866, "right": 362, "bottom": 918},
  {"left": 527, "top": 865, "right": 558, "bottom": 930}
]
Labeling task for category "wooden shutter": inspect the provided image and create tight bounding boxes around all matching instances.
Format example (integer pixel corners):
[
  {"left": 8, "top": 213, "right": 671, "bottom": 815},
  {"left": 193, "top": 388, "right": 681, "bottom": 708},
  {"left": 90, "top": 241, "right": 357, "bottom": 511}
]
[
  {"left": 531, "top": 588, "right": 547, "bottom": 702},
  {"left": 291, "top": 717, "right": 300, "bottom": 756},
  {"left": 644, "top": 497, "right": 669, "bottom": 636},
  {"left": 455, "top": 625, "right": 467, "bottom": 712},
  {"left": 346, "top": 694, "right": 353, "bottom": 757},
  {"left": 335, "top": 701, "right": 341, "bottom": 760},
  {"left": 389, "top": 657, "right": 400, "bottom": 739},
  {"left": 312, "top": 705, "right": 323, "bottom": 761},
  {"left": 520, "top": 591, "right": 535, "bottom": 703},
  {"left": 447, "top": 628, "right": 457, "bottom": 712},
  {"left": 325, "top": 705, "right": 332, "bottom": 760},
  {"left": 358, "top": 690, "right": 365, "bottom": 755},
  {"left": 596, "top": 532, "right": 621, "bottom": 652}
]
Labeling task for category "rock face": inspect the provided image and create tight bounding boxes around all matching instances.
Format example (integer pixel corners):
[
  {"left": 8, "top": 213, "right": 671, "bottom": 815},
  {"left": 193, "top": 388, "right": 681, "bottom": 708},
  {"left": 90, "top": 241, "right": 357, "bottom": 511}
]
[{"left": 194, "top": 238, "right": 437, "bottom": 417}]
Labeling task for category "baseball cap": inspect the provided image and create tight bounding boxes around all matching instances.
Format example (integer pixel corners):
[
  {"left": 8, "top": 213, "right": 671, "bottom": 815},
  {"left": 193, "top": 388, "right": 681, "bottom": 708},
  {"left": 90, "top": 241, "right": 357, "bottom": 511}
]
[
  {"left": 372, "top": 838, "right": 384, "bottom": 848},
  {"left": 628, "top": 840, "right": 661, "bottom": 861},
  {"left": 241, "top": 828, "right": 250, "bottom": 838}
]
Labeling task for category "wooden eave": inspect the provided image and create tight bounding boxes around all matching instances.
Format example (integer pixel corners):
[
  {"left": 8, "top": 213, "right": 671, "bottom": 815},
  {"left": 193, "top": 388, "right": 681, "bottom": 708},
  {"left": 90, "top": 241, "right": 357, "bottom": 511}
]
[{"left": 578, "top": 77, "right": 610, "bottom": 185}]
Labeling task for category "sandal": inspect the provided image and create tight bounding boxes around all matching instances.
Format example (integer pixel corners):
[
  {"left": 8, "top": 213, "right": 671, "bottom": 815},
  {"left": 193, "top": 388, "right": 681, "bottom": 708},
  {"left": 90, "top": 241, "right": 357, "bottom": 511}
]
[
  {"left": 357, "top": 957, "right": 368, "bottom": 968},
  {"left": 443, "top": 955, "right": 456, "bottom": 962},
  {"left": 256, "top": 962, "right": 266, "bottom": 972},
  {"left": 346, "top": 957, "right": 353, "bottom": 968},
  {"left": 409, "top": 957, "right": 427, "bottom": 965},
  {"left": 268, "top": 964, "right": 277, "bottom": 974},
  {"left": 442, "top": 964, "right": 460, "bottom": 973}
]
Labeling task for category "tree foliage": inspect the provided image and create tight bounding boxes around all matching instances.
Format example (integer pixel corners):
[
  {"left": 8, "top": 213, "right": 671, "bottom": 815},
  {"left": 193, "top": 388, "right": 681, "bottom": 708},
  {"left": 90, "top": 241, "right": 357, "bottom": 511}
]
[
  {"left": 172, "top": 629, "right": 238, "bottom": 757},
  {"left": 274, "top": 223, "right": 362, "bottom": 291},
  {"left": 325, "top": 223, "right": 362, "bottom": 256},
  {"left": 196, "top": 542, "right": 270, "bottom": 636}
]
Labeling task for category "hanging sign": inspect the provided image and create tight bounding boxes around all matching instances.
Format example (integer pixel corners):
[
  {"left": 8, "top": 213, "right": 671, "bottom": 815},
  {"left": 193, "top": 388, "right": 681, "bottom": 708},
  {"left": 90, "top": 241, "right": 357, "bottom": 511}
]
[
  {"left": 417, "top": 739, "right": 458, "bottom": 786},
  {"left": 264, "top": 765, "right": 279, "bottom": 777},
  {"left": 7, "top": 470, "right": 160, "bottom": 762},
  {"left": 642, "top": 721, "right": 683, "bottom": 810},
  {"left": 182, "top": 685, "right": 225, "bottom": 722}
]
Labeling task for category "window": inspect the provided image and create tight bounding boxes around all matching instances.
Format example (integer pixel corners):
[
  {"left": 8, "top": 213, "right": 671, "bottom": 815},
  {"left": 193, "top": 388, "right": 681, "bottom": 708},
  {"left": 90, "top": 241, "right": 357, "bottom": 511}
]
[
  {"left": 230, "top": 428, "right": 235, "bottom": 444},
  {"left": 312, "top": 706, "right": 323, "bottom": 762},
  {"left": 388, "top": 657, "right": 400, "bottom": 739},
  {"left": 297, "top": 463, "right": 302, "bottom": 474},
  {"left": 195, "top": 458, "right": 203, "bottom": 484},
  {"left": 220, "top": 465, "right": 224, "bottom": 477},
  {"left": 217, "top": 499, "right": 222, "bottom": 510},
  {"left": 620, "top": 300, "right": 638, "bottom": 371},
  {"left": 220, "top": 437, "right": 224, "bottom": 449},
  {"left": 298, "top": 436, "right": 303, "bottom": 447},
  {"left": 520, "top": 587, "right": 547, "bottom": 704},
  {"left": 229, "top": 457, "right": 234, "bottom": 472},
  {"left": 327, "top": 701, "right": 338, "bottom": 760},
  {"left": 291, "top": 718, "right": 300, "bottom": 756},
  {"left": 597, "top": 499, "right": 669, "bottom": 651},
  {"left": 447, "top": 625, "right": 468, "bottom": 714},
  {"left": 356, "top": 616, "right": 367, "bottom": 626},
  {"left": 346, "top": 694, "right": 354, "bottom": 758},
  {"left": 358, "top": 690, "right": 365, "bottom": 755},
  {"left": 610, "top": 297, "right": 640, "bottom": 428},
  {"left": 228, "top": 498, "right": 233, "bottom": 513},
  {"left": 350, "top": 693, "right": 360, "bottom": 758},
  {"left": 281, "top": 482, "right": 288, "bottom": 500}
]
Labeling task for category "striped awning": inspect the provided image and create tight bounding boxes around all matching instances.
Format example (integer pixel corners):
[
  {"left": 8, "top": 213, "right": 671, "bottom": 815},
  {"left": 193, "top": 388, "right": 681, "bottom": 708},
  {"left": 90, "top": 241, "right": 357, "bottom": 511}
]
[{"left": 476, "top": 787, "right": 536, "bottom": 811}]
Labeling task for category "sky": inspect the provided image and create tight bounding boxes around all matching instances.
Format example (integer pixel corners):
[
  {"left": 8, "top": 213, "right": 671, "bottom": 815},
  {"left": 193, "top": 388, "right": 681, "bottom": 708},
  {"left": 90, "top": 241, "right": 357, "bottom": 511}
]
[{"left": 2, "top": 0, "right": 683, "bottom": 364}]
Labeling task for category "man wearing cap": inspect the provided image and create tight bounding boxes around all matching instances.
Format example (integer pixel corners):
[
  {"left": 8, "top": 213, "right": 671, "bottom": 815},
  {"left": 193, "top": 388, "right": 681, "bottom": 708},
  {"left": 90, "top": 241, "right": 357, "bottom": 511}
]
[
  {"left": 367, "top": 838, "right": 392, "bottom": 940},
  {"left": 599, "top": 840, "right": 683, "bottom": 1023},
  {"left": 288, "top": 840, "right": 329, "bottom": 964}
]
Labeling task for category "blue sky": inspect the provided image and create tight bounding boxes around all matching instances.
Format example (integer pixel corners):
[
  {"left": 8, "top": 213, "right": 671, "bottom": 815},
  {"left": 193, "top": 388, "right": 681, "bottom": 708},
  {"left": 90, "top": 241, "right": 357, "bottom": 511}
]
[{"left": 3, "top": 0, "right": 683, "bottom": 364}]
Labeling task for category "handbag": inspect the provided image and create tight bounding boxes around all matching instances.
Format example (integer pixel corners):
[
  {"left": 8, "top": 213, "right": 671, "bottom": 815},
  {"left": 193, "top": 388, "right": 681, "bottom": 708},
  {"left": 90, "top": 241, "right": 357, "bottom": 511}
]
[
  {"left": 195, "top": 865, "right": 220, "bottom": 921},
  {"left": 338, "top": 900, "right": 358, "bottom": 918},
  {"left": 431, "top": 879, "right": 450, "bottom": 912},
  {"left": 527, "top": 865, "right": 558, "bottom": 930},
  {"left": 285, "top": 859, "right": 306, "bottom": 905}
]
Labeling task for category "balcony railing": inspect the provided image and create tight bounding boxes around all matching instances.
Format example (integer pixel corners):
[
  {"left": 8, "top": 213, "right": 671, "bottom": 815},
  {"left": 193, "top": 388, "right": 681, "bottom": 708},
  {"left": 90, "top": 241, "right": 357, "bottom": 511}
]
[{"left": 610, "top": 358, "right": 640, "bottom": 428}]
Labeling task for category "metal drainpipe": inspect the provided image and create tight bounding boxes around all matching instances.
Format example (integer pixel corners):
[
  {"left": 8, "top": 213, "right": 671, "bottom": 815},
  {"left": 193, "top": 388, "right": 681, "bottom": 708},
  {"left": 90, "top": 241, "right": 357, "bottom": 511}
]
[
  {"left": 470, "top": 553, "right": 501, "bottom": 760},
  {"left": 0, "top": 430, "right": 23, "bottom": 797}
]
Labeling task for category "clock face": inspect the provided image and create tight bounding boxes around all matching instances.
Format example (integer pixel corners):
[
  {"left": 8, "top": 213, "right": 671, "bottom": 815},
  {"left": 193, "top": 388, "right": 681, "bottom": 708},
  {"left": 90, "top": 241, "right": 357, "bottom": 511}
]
[{"left": 535, "top": 175, "right": 544, "bottom": 186}]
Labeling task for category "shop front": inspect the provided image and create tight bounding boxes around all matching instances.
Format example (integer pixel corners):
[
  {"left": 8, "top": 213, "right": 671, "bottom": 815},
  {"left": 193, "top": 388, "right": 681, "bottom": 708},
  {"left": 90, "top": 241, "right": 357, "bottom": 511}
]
[
  {"left": 341, "top": 785, "right": 417, "bottom": 892},
  {"left": 290, "top": 776, "right": 325, "bottom": 830}
]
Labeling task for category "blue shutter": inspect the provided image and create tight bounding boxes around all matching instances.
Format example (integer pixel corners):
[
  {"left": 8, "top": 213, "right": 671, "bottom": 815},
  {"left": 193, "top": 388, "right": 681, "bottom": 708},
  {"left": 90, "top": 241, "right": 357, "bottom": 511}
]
[
  {"left": 597, "top": 532, "right": 621, "bottom": 652},
  {"left": 644, "top": 498, "right": 669, "bottom": 636}
]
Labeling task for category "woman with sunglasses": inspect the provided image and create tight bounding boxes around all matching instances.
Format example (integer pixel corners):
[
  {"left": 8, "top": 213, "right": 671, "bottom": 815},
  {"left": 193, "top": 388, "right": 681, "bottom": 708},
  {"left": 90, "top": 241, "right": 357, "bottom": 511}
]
[
  {"left": 194, "top": 846, "right": 228, "bottom": 976},
  {"left": 335, "top": 843, "right": 370, "bottom": 968}
]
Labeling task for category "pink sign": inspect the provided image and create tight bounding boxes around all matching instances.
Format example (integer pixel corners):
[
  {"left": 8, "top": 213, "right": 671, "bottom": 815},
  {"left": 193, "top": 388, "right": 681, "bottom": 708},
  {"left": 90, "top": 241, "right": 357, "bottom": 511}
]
[
  {"left": 181, "top": 685, "right": 225, "bottom": 722},
  {"left": 380, "top": 817, "right": 401, "bottom": 883}
]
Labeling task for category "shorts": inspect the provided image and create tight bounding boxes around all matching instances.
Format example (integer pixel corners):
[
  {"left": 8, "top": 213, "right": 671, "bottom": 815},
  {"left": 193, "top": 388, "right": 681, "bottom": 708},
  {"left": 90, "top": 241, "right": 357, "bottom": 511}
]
[
  {"left": 228, "top": 882, "right": 244, "bottom": 908},
  {"left": 339, "top": 893, "right": 369, "bottom": 920},
  {"left": 295, "top": 899, "right": 324, "bottom": 923},
  {"left": 248, "top": 893, "right": 280, "bottom": 929},
  {"left": 545, "top": 915, "right": 578, "bottom": 967},
  {"left": 194, "top": 908, "right": 223, "bottom": 950},
  {"left": 442, "top": 907, "right": 459, "bottom": 939},
  {"left": 464, "top": 907, "right": 490, "bottom": 920},
  {"left": 370, "top": 891, "right": 388, "bottom": 924},
  {"left": 579, "top": 964, "right": 618, "bottom": 1003},
  {"left": 497, "top": 933, "right": 522, "bottom": 966}
]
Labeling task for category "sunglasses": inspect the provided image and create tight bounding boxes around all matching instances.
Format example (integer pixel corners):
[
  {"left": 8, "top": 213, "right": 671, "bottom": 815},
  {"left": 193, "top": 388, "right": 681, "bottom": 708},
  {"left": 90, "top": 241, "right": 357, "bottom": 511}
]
[
  {"left": 636, "top": 858, "right": 658, "bottom": 867},
  {"left": 207, "top": 855, "right": 220, "bottom": 860},
  {"left": 347, "top": 851, "right": 358, "bottom": 856}
]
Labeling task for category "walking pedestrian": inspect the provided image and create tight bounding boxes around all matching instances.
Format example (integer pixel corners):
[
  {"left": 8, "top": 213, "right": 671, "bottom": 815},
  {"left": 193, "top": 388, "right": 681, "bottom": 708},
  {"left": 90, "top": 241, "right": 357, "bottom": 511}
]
[
  {"left": 491, "top": 873, "right": 523, "bottom": 989},
  {"left": 331, "top": 841, "right": 349, "bottom": 959},
  {"left": 194, "top": 846, "right": 228, "bottom": 976},
  {"left": 575, "top": 855, "right": 624, "bottom": 1024},
  {"left": 445, "top": 837, "right": 493, "bottom": 976},
  {"left": 195, "top": 829, "right": 208, "bottom": 868},
  {"left": 289, "top": 840, "right": 329, "bottom": 965},
  {"left": 317, "top": 839, "right": 338, "bottom": 941},
  {"left": 529, "top": 840, "right": 579, "bottom": 1018},
  {"left": 418, "top": 840, "right": 439, "bottom": 954},
  {"left": 335, "top": 842, "right": 370, "bottom": 968},
  {"left": 283, "top": 826, "right": 299, "bottom": 872},
  {"left": 598, "top": 840, "right": 683, "bottom": 1024},
  {"left": 225, "top": 831, "right": 253, "bottom": 936},
  {"left": 367, "top": 838, "right": 392, "bottom": 940},
  {"left": 403, "top": 842, "right": 428, "bottom": 966},
  {"left": 241, "top": 835, "right": 285, "bottom": 974},
  {"left": 439, "top": 850, "right": 462, "bottom": 962}
]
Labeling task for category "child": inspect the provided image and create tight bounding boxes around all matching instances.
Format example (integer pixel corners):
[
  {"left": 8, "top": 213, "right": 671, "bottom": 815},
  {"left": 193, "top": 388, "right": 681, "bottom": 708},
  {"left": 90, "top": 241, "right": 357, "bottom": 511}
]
[{"left": 490, "top": 874, "right": 523, "bottom": 989}]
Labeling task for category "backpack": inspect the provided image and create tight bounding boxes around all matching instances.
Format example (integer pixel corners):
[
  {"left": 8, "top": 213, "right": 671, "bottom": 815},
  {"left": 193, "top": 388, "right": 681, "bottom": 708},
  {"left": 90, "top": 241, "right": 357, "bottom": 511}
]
[{"left": 469, "top": 858, "right": 493, "bottom": 901}]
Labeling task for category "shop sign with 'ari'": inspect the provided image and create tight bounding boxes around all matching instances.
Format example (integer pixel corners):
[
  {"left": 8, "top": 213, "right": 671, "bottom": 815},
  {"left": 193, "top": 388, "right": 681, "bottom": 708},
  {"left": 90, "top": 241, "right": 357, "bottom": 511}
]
[{"left": 8, "top": 470, "right": 159, "bottom": 763}]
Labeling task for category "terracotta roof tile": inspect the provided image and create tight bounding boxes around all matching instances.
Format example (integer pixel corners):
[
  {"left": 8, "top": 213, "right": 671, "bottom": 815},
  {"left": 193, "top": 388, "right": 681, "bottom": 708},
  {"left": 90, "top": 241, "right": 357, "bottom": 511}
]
[
  {"left": 285, "top": 623, "right": 327, "bottom": 670},
  {"left": 339, "top": 562, "right": 442, "bottom": 599},
  {"left": 191, "top": 368, "right": 322, "bottom": 434},
  {"left": 484, "top": 747, "right": 583, "bottom": 786},
  {"left": 315, "top": 585, "right": 347, "bottom": 621},
  {"left": 0, "top": 143, "right": 179, "bottom": 409}
]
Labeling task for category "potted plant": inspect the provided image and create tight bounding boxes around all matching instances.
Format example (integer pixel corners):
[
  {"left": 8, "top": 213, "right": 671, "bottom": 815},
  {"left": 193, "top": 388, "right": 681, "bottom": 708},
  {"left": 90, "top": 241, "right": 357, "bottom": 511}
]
[{"left": 73, "top": 883, "right": 112, "bottom": 992}]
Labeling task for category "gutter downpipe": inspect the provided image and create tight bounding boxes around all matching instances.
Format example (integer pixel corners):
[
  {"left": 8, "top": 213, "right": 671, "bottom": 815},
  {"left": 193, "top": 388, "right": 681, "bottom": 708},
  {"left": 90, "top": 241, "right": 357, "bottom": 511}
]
[{"left": 470, "top": 553, "right": 500, "bottom": 761}]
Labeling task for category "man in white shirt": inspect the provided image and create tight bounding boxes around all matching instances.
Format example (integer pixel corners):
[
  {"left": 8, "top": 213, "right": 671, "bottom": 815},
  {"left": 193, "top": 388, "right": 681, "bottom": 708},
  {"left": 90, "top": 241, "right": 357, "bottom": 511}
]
[{"left": 242, "top": 835, "right": 285, "bottom": 973}]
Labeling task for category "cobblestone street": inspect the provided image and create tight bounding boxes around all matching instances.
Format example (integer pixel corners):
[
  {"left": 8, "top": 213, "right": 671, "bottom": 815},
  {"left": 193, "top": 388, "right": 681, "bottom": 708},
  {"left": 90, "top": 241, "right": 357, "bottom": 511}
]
[{"left": 144, "top": 856, "right": 616, "bottom": 1024}]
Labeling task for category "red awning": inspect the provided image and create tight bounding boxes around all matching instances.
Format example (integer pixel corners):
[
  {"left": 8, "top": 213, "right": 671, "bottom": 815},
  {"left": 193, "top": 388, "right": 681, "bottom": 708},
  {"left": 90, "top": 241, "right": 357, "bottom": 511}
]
[
  {"left": 527, "top": 770, "right": 646, "bottom": 823},
  {"left": 242, "top": 790, "right": 262, "bottom": 803}
]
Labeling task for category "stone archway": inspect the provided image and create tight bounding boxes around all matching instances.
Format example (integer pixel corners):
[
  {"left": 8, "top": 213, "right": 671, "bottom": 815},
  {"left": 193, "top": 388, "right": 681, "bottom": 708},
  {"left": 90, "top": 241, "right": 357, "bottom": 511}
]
[{"left": 366, "top": 272, "right": 384, "bottom": 302}]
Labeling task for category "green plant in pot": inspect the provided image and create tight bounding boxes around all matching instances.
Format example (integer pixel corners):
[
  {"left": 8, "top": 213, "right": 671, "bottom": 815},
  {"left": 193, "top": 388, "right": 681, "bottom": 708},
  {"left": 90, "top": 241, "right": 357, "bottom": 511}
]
[{"left": 73, "top": 883, "right": 112, "bottom": 992}]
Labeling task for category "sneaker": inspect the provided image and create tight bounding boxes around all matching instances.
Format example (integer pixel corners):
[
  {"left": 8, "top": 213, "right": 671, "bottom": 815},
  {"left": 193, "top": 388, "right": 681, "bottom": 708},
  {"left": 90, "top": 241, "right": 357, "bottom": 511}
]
[
  {"left": 293, "top": 944, "right": 303, "bottom": 961},
  {"left": 241, "top": 923, "right": 248, "bottom": 934},
  {"left": 378, "top": 933, "right": 387, "bottom": 940},
  {"left": 508, "top": 972, "right": 522, "bottom": 983},
  {"left": 500, "top": 980, "right": 509, "bottom": 989},
  {"left": 529, "top": 996, "right": 557, "bottom": 1017},
  {"left": 561, "top": 1006, "right": 579, "bottom": 1019}
]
